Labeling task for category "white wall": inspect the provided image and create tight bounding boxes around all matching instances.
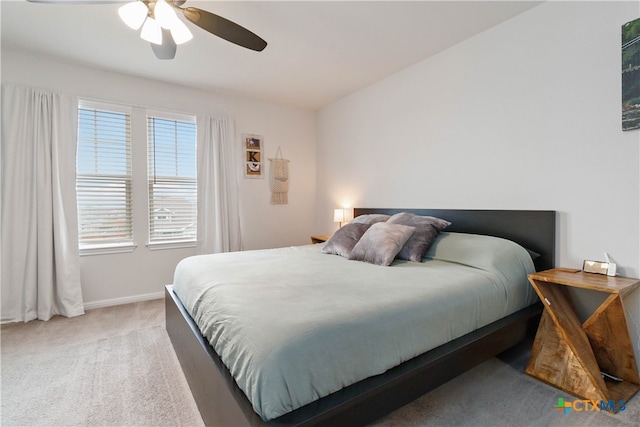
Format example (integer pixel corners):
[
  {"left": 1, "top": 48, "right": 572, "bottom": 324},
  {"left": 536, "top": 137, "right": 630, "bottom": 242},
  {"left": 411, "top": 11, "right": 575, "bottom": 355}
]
[
  {"left": 1, "top": 50, "right": 316, "bottom": 306},
  {"left": 317, "top": 1, "right": 640, "bottom": 368}
]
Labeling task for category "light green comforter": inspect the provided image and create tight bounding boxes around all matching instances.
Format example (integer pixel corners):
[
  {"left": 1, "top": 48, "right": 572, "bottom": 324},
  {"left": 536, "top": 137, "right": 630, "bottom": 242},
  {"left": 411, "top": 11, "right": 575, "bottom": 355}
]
[{"left": 173, "top": 233, "right": 536, "bottom": 421}]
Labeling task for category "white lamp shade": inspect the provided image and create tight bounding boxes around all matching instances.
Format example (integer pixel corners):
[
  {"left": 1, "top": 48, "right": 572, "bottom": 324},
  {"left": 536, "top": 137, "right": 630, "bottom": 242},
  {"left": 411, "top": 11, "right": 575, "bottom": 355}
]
[
  {"left": 118, "top": 1, "right": 148, "bottom": 30},
  {"left": 154, "top": 0, "right": 175, "bottom": 30},
  {"left": 333, "top": 209, "right": 345, "bottom": 223},
  {"left": 170, "top": 18, "right": 193, "bottom": 45},
  {"left": 140, "top": 17, "right": 163, "bottom": 45}
]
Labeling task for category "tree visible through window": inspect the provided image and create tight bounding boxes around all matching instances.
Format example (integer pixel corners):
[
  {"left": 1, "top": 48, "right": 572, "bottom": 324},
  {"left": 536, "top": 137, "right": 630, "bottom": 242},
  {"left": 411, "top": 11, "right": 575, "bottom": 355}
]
[{"left": 147, "top": 114, "right": 197, "bottom": 243}]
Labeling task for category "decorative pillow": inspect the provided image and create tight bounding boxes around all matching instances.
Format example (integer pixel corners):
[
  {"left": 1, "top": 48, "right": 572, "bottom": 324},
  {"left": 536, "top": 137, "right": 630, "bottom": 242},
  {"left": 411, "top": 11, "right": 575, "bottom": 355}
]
[
  {"left": 348, "top": 222, "right": 415, "bottom": 266},
  {"left": 387, "top": 212, "right": 451, "bottom": 262},
  {"left": 349, "top": 214, "right": 390, "bottom": 225},
  {"left": 322, "top": 223, "right": 371, "bottom": 258}
]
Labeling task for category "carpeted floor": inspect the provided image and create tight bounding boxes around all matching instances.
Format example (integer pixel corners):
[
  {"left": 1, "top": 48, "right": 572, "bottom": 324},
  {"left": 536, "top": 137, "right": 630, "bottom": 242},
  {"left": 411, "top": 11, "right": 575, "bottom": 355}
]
[
  {"left": 1, "top": 300, "right": 203, "bottom": 427},
  {"left": 2, "top": 299, "right": 639, "bottom": 426}
]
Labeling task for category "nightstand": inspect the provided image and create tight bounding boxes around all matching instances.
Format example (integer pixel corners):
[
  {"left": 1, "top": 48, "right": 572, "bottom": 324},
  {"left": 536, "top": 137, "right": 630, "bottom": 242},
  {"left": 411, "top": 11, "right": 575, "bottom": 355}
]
[
  {"left": 526, "top": 268, "right": 640, "bottom": 408},
  {"left": 310, "top": 234, "right": 331, "bottom": 244}
]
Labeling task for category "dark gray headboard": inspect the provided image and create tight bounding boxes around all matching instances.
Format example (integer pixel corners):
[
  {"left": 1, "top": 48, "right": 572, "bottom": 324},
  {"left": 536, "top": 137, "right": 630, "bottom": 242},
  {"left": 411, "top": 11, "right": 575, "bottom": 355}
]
[{"left": 354, "top": 208, "right": 556, "bottom": 271}]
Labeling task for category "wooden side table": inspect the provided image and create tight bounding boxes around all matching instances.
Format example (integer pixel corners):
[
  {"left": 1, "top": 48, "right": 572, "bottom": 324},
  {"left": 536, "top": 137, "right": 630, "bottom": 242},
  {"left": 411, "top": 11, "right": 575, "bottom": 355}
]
[
  {"left": 526, "top": 268, "right": 640, "bottom": 408},
  {"left": 310, "top": 234, "right": 331, "bottom": 244}
]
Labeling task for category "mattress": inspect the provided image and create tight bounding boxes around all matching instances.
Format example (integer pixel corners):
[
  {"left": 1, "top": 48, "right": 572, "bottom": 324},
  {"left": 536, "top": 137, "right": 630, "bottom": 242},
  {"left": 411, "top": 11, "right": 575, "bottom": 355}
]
[{"left": 172, "top": 232, "right": 536, "bottom": 421}]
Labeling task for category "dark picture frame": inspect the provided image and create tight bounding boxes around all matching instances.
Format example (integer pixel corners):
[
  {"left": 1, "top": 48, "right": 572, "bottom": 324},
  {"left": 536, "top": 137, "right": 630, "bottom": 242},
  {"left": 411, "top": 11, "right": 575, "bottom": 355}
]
[{"left": 622, "top": 17, "right": 640, "bottom": 131}]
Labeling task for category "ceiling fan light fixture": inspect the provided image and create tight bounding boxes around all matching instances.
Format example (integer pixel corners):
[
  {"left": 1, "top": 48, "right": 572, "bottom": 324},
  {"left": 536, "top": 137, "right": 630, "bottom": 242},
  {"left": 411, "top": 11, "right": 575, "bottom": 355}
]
[
  {"left": 118, "top": 1, "right": 148, "bottom": 30},
  {"left": 140, "top": 17, "right": 163, "bottom": 45},
  {"left": 170, "top": 18, "right": 193, "bottom": 45}
]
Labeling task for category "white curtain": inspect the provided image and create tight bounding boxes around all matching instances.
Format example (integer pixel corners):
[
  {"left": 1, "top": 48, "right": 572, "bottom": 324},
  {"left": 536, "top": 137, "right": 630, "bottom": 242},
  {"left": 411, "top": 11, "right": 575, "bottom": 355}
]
[
  {"left": 1, "top": 84, "right": 84, "bottom": 322},
  {"left": 197, "top": 116, "right": 242, "bottom": 254}
]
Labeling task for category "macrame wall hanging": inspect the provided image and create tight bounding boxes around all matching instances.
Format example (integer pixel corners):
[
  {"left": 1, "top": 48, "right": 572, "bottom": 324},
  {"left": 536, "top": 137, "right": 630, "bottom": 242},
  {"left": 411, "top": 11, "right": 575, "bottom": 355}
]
[{"left": 268, "top": 147, "right": 290, "bottom": 205}]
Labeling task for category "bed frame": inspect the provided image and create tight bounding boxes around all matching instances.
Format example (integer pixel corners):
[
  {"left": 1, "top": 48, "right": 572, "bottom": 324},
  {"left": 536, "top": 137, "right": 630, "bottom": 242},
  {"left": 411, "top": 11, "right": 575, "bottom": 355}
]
[{"left": 165, "top": 208, "right": 556, "bottom": 426}]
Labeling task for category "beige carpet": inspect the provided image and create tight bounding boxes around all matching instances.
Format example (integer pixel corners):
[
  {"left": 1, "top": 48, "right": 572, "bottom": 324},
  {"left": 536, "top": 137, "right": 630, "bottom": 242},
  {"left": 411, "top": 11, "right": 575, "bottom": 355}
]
[
  {"left": 1, "top": 300, "right": 203, "bottom": 427},
  {"left": 2, "top": 299, "right": 639, "bottom": 426}
]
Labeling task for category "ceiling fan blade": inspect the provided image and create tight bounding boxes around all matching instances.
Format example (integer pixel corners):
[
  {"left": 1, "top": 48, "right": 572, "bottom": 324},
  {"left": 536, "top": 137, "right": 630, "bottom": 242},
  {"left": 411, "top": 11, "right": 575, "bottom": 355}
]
[
  {"left": 181, "top": 7, "right": 267, "bottom": 52},
  {"left": 151, "top": 29, "right": 177, "bottom": 60}
]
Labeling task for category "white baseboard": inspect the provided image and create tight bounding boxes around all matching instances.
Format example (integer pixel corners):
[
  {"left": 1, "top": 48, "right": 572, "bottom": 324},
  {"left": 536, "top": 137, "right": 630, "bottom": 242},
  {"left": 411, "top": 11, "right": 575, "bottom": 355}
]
[{"left": 83, "top": 291, "right": 164, "bottom": 311}]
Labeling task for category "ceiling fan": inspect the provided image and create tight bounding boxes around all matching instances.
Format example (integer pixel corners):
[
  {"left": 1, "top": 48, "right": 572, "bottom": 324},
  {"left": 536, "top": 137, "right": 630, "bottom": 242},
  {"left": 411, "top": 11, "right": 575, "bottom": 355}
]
[{"left": 26, "top": 0, "right": 268, "bottom": 60}]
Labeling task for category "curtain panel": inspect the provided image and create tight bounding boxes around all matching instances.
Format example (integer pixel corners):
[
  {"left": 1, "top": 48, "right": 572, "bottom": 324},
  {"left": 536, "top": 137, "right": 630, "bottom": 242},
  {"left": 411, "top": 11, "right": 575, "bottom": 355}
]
[
  {"left": 196, "top": 116, "right": 242, "bottom": 254},
  {"left": 1, "top": 84, "right": 84, "bottom": 322}
]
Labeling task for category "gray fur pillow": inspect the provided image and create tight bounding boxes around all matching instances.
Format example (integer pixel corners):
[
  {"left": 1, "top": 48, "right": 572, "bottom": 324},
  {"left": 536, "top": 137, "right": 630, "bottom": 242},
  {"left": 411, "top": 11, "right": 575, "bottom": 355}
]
[
  {"left": 322, "top": 223, "right": 371, "bottom": 258},
  {"left": 348, "top": 222, "right": 415, "bottom": 266},
  {"left": 387, "top": 212, "right": 451, "bottom": 262},
  {"left": 349, "top": 214, "right": 390, "bottom": 225}
]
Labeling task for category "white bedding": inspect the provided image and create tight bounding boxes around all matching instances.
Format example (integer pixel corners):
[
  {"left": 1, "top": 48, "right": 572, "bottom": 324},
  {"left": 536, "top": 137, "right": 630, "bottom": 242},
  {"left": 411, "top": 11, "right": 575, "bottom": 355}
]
[{"left": 172, "top": 232, "right": 536, "bottom": 421}]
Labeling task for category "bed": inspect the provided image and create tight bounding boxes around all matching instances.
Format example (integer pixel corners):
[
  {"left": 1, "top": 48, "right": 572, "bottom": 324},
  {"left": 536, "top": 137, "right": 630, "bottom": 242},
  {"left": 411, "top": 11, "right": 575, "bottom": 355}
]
[{"left": 165, "top": 208, "right": 556, "bottom": 426}]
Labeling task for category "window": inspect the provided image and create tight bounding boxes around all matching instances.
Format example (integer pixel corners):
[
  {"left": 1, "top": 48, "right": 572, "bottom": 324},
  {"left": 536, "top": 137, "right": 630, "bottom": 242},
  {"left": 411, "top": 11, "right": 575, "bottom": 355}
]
[
  {"left": 147, "top": 112, "right": 197, "bottom": 244},
  {"left": 76, "top": 101, "right": 133, "bottom": 249},
  {"left": 76, "top": 101, "right": 197, "bottom": 254}
]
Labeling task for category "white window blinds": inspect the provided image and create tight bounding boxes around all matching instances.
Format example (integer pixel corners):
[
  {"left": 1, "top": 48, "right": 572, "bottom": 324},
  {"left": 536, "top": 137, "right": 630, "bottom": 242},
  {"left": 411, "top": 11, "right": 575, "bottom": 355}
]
[
  {"left": 77, "top": 102, "right": 133, "bottom": 247},
  {"left": 147, "top": 112, "right": 197, "bottom": 243}
]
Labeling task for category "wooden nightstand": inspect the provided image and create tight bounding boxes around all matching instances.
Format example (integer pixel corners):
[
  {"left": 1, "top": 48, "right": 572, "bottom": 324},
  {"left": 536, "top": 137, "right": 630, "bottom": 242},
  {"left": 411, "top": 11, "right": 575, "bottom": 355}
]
[
  {"left": 526, "top": 268, "right": 640, "bottom": 408},
  {"left": 310, "top": 234, "right": 331, "bottom": 244}
]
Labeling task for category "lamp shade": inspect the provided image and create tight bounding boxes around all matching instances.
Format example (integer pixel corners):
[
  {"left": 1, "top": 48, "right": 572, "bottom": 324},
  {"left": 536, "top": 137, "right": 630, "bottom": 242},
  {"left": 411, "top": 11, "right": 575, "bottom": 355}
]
[
  {"left": 333, "top": 209, "right": 345, "bottom": 223},
  {"left": 154, "top": 0, "right": 175, "bottom": 29},
  {"left": 118, "top": 1, "right": 148, "bottom": 30},
  {"left": 140, "top": 17, "right": 162, "bottom": 45},
  {"left": 170, "top": 17, "right": 193, "bottom": 44}
]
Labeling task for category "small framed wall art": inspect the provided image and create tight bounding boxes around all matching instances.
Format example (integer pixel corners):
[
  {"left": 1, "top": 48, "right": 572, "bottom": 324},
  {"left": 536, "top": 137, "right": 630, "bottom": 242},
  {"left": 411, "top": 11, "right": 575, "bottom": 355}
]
[
  {"left": 242, "top": 134, "right": 264, "bottom": 178},
  {"left": 622, "top": 17, "right": 640, "bottom": 131}
]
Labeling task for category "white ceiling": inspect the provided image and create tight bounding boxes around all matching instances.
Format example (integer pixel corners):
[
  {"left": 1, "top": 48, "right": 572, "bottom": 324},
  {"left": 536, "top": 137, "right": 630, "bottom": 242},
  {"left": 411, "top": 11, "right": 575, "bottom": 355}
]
[{"left": 1, "top": 1, "right": 543, "bottom": 110}]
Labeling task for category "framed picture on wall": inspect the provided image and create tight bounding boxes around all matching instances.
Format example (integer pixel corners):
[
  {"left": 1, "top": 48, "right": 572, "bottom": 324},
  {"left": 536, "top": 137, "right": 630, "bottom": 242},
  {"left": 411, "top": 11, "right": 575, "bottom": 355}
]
[
  {"left": 243, "top": 134, "right": 264, "bottom": 178},
  {"left": 622, "top": 17, "right": 640, "bottom": 131}
]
